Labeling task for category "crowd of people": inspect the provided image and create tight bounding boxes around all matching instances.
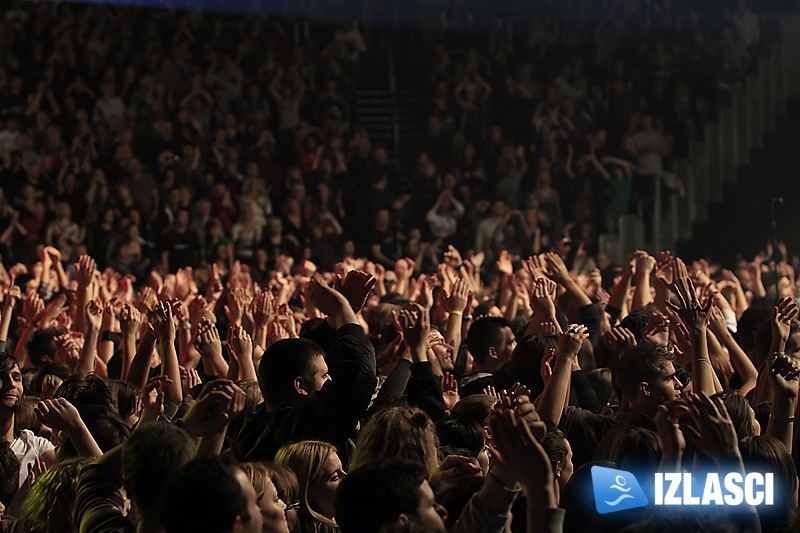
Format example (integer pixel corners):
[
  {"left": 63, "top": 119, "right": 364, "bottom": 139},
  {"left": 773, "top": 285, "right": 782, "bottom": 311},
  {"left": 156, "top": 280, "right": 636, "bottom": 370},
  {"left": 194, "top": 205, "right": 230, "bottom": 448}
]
[{"left": 0, "top": 0, "right": 793, "bottom": 532}]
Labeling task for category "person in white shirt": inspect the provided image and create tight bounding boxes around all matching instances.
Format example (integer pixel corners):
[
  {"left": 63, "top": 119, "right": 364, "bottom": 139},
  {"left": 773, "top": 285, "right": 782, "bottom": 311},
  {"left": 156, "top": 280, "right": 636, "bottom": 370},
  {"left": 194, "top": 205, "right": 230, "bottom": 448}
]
[
  {"left": 426, "top": 190, "right": 465, "bottom": 242},
  {"left": 0, "top": 352, "right": 55, "bottom": 487}
]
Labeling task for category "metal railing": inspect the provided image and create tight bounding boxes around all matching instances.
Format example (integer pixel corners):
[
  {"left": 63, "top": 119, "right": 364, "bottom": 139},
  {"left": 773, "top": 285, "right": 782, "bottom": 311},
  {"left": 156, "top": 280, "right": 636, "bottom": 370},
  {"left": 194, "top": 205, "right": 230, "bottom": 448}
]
[{"left": 624, "top": 43, "right": 786, "bottom": 260}]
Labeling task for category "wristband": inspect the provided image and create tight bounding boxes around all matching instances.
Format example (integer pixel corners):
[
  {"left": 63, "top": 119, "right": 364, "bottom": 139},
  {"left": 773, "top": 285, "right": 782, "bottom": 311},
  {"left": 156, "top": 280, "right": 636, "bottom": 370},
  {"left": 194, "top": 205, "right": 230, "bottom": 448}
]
[
  {"left": 772, "top": 352, "right": 786, "bottom": 357},
  {"left": 771, "top": 415, "right": 795, "bottom": 423},
  {"left": 450, "top": 310, "right": 463, "bottom": 316}
]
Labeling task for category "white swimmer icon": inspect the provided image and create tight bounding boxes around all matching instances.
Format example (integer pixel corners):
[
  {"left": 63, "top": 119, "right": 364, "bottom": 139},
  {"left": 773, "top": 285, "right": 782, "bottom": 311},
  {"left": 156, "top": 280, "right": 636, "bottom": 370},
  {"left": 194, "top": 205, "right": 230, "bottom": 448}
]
[{"left": 604, "top": 475, "right": 635, "bottom": 506}]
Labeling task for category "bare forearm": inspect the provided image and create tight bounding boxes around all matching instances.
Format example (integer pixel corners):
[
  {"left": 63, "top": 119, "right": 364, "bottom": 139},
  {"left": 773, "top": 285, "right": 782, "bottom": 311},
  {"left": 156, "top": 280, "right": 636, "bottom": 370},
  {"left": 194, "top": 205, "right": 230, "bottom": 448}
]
[
  {"left": 690, "top": 329, "right": 715, "bottom": 395},
  {"left": 127, "top": 333, "right": 156, "bottom": 390},
  {"left": 78, "top": 329, "right": 100, "bottom": 376},
  {"left": 632, "top": 272, "right": 653, "bottom": 311}
]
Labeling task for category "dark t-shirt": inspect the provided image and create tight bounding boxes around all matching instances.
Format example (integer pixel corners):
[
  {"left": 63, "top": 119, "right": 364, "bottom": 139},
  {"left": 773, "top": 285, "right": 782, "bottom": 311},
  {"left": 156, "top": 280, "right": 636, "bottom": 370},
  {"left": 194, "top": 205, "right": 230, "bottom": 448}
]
[
  {"left": 368, "top": 227, "right": 396, "bottom": 264},
  {"left": 160, "top": 229, "right": 200, "bottom": 269}
]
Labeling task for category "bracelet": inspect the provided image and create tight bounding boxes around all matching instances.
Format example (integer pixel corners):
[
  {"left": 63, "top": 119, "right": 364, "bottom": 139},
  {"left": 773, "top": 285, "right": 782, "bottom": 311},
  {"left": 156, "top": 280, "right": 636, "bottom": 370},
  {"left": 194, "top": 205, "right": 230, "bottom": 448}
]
[
  {"left": 695, "top": 358, "right": 711, "bottom": 364},
  {"left": 771, "top": 415, "right": 796, "bottom": 423},
  {"left": 772, "top": 352, "right": 786, "bottom": 357},
  {"left": 450, "top": 310, "right": 463, "bottom": 316}
]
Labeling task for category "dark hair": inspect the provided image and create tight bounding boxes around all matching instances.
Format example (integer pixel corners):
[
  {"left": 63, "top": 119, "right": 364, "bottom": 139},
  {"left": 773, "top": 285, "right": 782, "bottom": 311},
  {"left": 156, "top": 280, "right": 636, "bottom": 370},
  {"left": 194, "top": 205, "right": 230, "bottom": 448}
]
[
  {"left": 739, "top": 435, "right": 797, "bottom": 532},
  {"left": 450, "top": 395, "right": 496, "bottom": 428},
  {"left": 614, "top": 341, "right": 674, "bottom": 401},
  {"left": 0, "top": 442, "right": 19, "bottom": 506},
  {"left": 541, "top": 428, "right": 569, "bottom": 468},
  {"left": 506, "top": 333, "right": 559, "bottom": 398},
  {"left": 28, "top": 363, "right": 70, "bottom": 397},
  {"left": 615, "top": 428, "right": 662, "bottom": 473},
  {"left": 20, "top": 457, "right": 89, "bottom": 533},
  {"left": 0, "top": 351, "right": 17, "bottom": 375},
  {"left": 619, "top": 305, "right": 658, "bottom": 341},
  {"left": 465, "top": 317, "right": 510, "bottom": 365},
  {"left": 258, "top": 338, "right": 324, "bottom": 408},
  {"left": 108, "top": 379, "right": 140, "bottom": 423},
  {"left": 435, "top": 476, "right": 485, "bottom": 529},
  {"left": 160, "top": 455, "right": 252, "bottom": 533},
  {"left": 587, "top": 368, "right": 613, "bottom": 406},
  {"left": 58, "top": 405, "right": 130, "bottom": 457},
  {"left": 26, "top": 328, "right": 64, "bottom": 367},
  {"left": 435, "top": 418, "right": 485, "bottom": 460},
  {"left": 123, "top": 423, "right": 195, "bottom": 512},
  {"left": 335, "top": 459, "right": 428, "bottom": 533},
  {"left": 53, "top": 373, "right": 113, "bottom": 410}
]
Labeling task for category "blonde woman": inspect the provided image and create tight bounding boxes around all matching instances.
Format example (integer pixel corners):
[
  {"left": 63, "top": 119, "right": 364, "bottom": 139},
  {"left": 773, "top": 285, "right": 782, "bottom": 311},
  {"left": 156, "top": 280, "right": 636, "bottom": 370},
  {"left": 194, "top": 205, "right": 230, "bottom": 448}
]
[
  {"left": 348, "top": 406, "right": 439, "bottom": 477},
  {"left": 239, "top": 462, "right": 291, "bottom": 533},
  {"left": 275, "top": 441, "right": 345, "bottom": 533}
]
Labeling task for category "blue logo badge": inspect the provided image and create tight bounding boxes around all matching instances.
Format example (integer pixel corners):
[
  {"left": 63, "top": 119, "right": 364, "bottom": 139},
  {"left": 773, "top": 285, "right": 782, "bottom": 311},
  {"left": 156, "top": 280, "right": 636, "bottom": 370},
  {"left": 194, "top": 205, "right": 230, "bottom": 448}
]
[{"left": 591, "top": 466, "right": 649, "bottom": 514}]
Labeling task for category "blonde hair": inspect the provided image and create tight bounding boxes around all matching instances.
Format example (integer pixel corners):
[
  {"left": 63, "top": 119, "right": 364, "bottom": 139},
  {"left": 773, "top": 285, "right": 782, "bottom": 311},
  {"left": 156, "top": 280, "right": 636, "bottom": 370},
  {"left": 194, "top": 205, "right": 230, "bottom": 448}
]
[
  {"left": 274, "top": 440, "right": 338, "bottom": 532},
  {"left": 349, "top": 406, "right": 439, "bottom": 476},
  {"left": 239, "top": 462, "right": 272, "bottom": 501}
]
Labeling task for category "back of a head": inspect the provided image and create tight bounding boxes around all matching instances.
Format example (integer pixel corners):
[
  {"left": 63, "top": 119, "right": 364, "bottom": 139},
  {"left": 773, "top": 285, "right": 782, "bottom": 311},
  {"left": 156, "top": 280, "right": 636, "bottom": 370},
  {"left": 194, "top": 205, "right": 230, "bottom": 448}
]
[
  {"left": 349, "top": 406, "right": 439, "bottom": 476},
  {"left": 258, "top": 338, "right": 323, "bottom": 408},
  {"left": 28, "top": 363, "right": 70, "bottom": 397},
  {"left": 160, "top": 455, "right": 251, "bottom": 533},
  {"left": 54, "top": 373, "right": 113, "bottom": 410},
  {"left": 450, "top": 394, "right": 496, "bottom": 427},
  {"left": 21, "top": 457, "right": 89, "bottom": 533},
  {"left": 619, "top": 305, "right": 658, "bottom": 340},
  {"left": 123, "top": 423, "right": 195, "bottom": 513},
  {"left": 26, "top": 327, "right": 63, "bottom": 367},
  {"left": 336, "top": 459, "right": 428, "bottom": 533},
  {"left": 614, "top": 428, "right": 662, "bottom": 473},
  {"left": 466, "top": 317, "right": 510, "bottom": 365},
  {"left": 507, "top": 333, "right": 558, "bottom": 396},
  {"left": 435, "top": 418, "right": 484, "bottom": 460},
  {"left": 739, "top": 435, "right": 797, "bottom": 530}
]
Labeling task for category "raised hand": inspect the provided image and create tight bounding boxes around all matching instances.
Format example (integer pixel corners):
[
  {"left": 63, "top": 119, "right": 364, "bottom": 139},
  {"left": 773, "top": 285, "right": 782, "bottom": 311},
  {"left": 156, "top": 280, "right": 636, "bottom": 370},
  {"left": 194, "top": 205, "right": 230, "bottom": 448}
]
[
  {"left": 139, "top": 375, "right": 172, "bottom": 424},
  {"left": 679, "top": 393, "right": 740, "bottom": 464},
  {"left": 489, "top": 402, "right": 553, "bottom": 499},
  {"left": 85, "top": 299, "right": 103, "bottom": 331},
  {"left": 34, "top": 397, "right": 84, "bottom": 433},
  {"left": 120, "top": 303, "right": 142, "bottom": 337},
  {"left": 336, "top": 269, "right": 376, "bottom": 313},
  {"left": 75, "top": 254, "right": 97, "bottom": 288},
  {"left": 181, "top": 379, "right": 246, "bottom": 438},
  {"left": 768, "top": 354, "right": 800, "bottom": 401},
  {"left": 150, "top": 300, "right": 176, "bottom": 343},
  {"left": 543, "top": 252, "right": 571, "bottom": 284},
  {"left": 666, "top": 258, "right": 712, "bottom": 331},
  {"left": 228, "top": 324, "right": 253, "bottom": 364},
  {"left": 496, "top": 250, "right": 513, "bottom": 276},
  {"left": 559, "top": 324, "right": 589, "bottom": 358},
  {"left": 305, "top": 274, "right": 351, "bottom": 320},
  {"left": 394, "top": 302, "right": 430, "bottom": 354},
  {"left": 642, "top": 312, "right": 670, "bottom": 347},
  {"left": 540, "top": 348, "right": 555, "bottom": 385},
  {"left": 224, "top": 289, "right": 246, "bottom": 326},
  {"left": 194, "top": 319, "right": 223, "bottom": 361},
  {"left": 394, "top": 258, "right": 415, "bottom": 281},
  {"left": 440, "top": 372, "right": 460, "bottom": 411},
  {"left": 772, "top": 297, "right": 798, "bottom": 346},
  {"left": 602, "top": 326, "right": 637, "bottom": 355},
  {"left": 444, "top": 278, "right": 470, "bottom": 314}
]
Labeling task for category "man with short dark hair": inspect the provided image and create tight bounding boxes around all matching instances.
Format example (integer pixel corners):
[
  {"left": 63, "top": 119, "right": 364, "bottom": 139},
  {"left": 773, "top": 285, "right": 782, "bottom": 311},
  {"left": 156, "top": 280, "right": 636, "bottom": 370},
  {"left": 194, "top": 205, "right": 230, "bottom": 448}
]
[
  {"left": 459, "top": 317, "right": 516, "bottom": 397},
  {"left": 336, "top": 459, "right": 447, "bottom": 533},
  {"left": 160, "top": 455, "right": 263, "bottom": 533},
  {"left": 592, "top": 341, "right": 682, "bottom": 461},
  {"left": 233, "top": 272, "right": 377, "bottom": 462},
  {"left": 75, "top": 422, "right": 196, "bottom": 533}
]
